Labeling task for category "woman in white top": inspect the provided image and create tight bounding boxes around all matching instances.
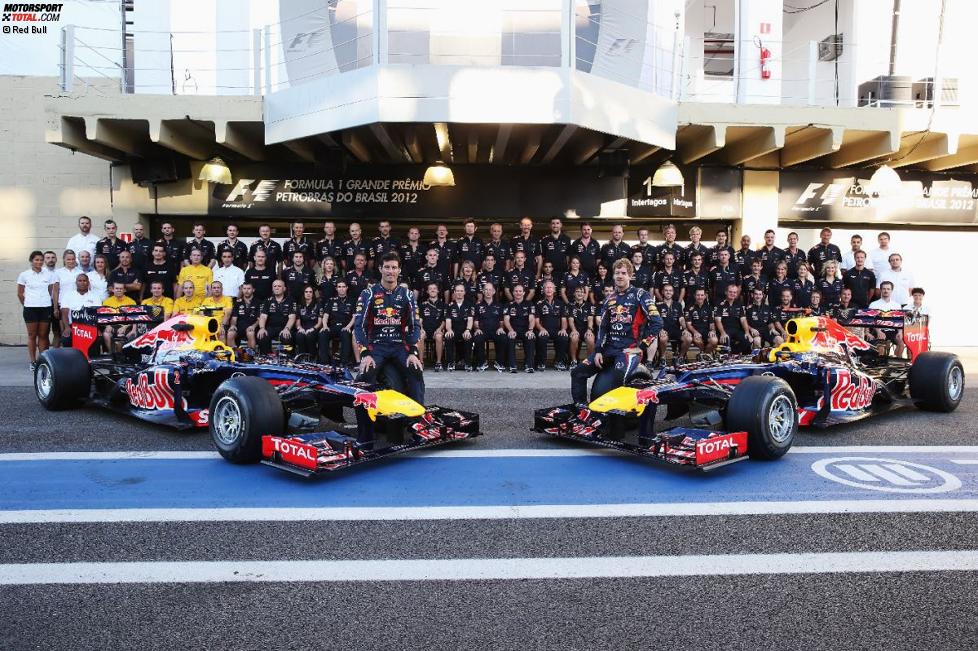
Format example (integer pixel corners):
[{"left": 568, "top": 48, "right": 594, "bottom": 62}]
[
  {"left": 89, "top": 253, "right": 110, "bottom": 301},
  {"left": 16, "top": 250, "right": 58, "bottom": 368}
]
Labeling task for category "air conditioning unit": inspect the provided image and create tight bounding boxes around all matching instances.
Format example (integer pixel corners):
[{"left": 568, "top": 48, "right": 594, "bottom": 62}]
[
  {"left": 913, "top": 77, "right": 959, "bottom": 107},
  {"left": 818, "top": 33, "right": 843, "bottom": 62},
  {"left": 858, "top": 75, "right": 914, "bottom": 107}
]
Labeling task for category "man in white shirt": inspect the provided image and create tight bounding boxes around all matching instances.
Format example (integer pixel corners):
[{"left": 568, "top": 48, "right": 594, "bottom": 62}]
[
  {"left": 65, "top": 216, "right": 100, "bottom": 259},
  {"left": 869, "top": 281, "right": 905, "bottom": 357},
  {"left": 840, "top": 234, "right": 873, "bottom": 271},
  {"left": 59, "top": 274, "right": 102, "bottom": 345},
  {"left": 869, "top": 232, "right": 895, "bottom": 273},
  {"left": 212, "top": 249, "right": 245, "bottom": 298},
  {"left": 55, "top": 250, "right": 83, "bottom": 302},
  {"left": 78, "top": 250, "right": 93, "bottom": 273},
  {"left": 877, "top": 253, "right": 914, "bottom": 306}
]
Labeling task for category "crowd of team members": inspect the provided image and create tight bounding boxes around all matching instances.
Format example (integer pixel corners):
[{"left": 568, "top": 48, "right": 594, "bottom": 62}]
[{"left": 16, "top": 214, "right": 928, "bottom": 371}]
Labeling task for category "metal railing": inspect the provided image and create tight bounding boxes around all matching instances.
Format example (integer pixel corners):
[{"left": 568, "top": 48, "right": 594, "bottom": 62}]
[{"left": 57, "top": 0, "right": 959, "bottom": 110}]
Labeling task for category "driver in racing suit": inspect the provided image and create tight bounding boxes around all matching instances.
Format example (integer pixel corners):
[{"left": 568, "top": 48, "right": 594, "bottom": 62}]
[
  {"left": 571, "top": 258, "right": 662, "bottom": 405},
  {"left": 353, "top": 251, "right": 425, "bottom": 403}
]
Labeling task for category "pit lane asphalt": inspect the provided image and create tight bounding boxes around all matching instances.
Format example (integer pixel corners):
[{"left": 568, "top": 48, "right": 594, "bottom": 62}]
[{"left": 2, "top": 376, "right": 978, "bottom": 649}]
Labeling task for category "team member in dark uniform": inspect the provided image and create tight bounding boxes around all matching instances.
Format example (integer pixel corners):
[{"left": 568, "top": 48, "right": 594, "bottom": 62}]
[
  {"left": 293, "top": 285, "right": 323, "bottom": 359},
  {"left": 567, "top": 285, "right": 596, "bottom": 368},
  {"left": 510, "top": 217, "right": 542, "bottom": 276},
  {"left": 843, "top": 250, "right": 876, "bottom": 308},
  {"left": 443, "top": 283, "right": 475, "bottom": 371},
  {"left": 283, "top": 222, "right": 315, "bottom": 271},
  {"left": 630, "top": 251, "right": 651, "bottom": 291},
  {"left": 226, "top": 281, "right": 260, "bottom": 348},
  {"left": 757, "top": 229, "right": 785, "bottom": 279},
  {"left": 369, "top": 220, "right": 401, "bottom": 276},
  {"left": 108, "top": 250, "right": 143, "bottom": 303},
  {"left": 504, "top": 284, "right": 536, "bottom": 373},
  {"left": 655, "top": 283, "right": 689, "bottom": 364},
  {"left": 684, "top": 226, "right": 710, "bottom": 271},
  {"left": 245, "top": 249, "right": 275, "bottom": 302},
  {"left": 505, "top": 251, "right": 537, "bottom": 302},
  {"left": 476, "top": 253, "right": 504, "bottom": 301},
  {"left": 128, "top": 223, "right": 153, "bottom": 271},
  {"left": 590, "top": 263, "right": 612, "bottom": 303},
  {"left": 344, "top": 253, "right": 371, "bottom": 298},
  {"left": 709, "top": 229, "right": 736, "bottom": 268},
  {"left": 353, "top": 252, "right": 425, "bottom": 403},
  {"left": 414, "top": 248, "right": 446, "bottom": 301},
  {"left": 256, "top": 279, "right": 296, "bottom": 353},
  {"left": 816, "top": 260, "right": 843, "bottom": 308},
  {"left": 631, "top": 227, "right": 657, "bottom": 275},
  {"left": 656, "top": 224, "right": 684, "bottom": 271},
  {"left": 342, "top": 222, "right": 371, "bottom": 274},
  {"left": 217, "top": 224, "right": 249, "bottom": 270},
  {"left": 485, "top": 223, "right": 513, "bottom": 272},
  {"left": 714, "top": 285, "right": 752, "bottom": 354},
  {"left": 249, "top": 224, "right": 283, "bottom": 272},
  {"left": 143, "top": 244, "right": 176, "bottom": 299},
  {"left": 540, "top": 216, "right": 572, "bottom": 275},
  {"left": 534, "top": 280, "right": 569, "bottom": 371},
  {"left": 418, "top": 281, "right": 446, "bottom": 371},
  {"left": 183, "top": 223, "right": 216, "bottom": 268},
  {"left": 684, "top": 288, "right": 717, "bottom": 355},
  {"left": 783, "top": 232, "right": 807, "bottom": 279},
  {"left": 399, "top": 227, "right": 425, "bottom": 287},
  {"left": 794, "top": 263, "right": 816, "bottom": 308},
  {"left": 807, "top": 227, "right": 843, "bottom": 277},
  {"left": 570, "top": 259, "right": 661, "bottom": 404},
  {"left": 561, "top": 256, "right": 590, "bottom": 304},
  {"left": 453, "top": 219, "right": 484, "bottom": 277},
  {"left": 156, "top": 222, "right": 184, "bottom": 273},
  {"left": 570, "top": 222, "right": 601, "bottom": 275},
  {"left": 683, "top": 251, "right": 709, "bottom": 305},
  {"left": 808, "top": 290, "right": 828, "bottom": 316},
  {"left": 429, "top": 223, "right": 456, "bottom": 280},
  {"left": 652, "top": 251, "right": 683, "bottom": 301},
  {"left": 281, "top": 251, "right": 315, "bottom": 302},
  {"left": 317, "top": 256, "right": 341, "bottom": 304},
  {"left": 319, "top": 279, "right": 356, "bottom": 366},
  {"left": 96, "top": 219, "right": 127, "bottom": 270},
  {"left": 315, "top": 221, "right": 342, "bottom": 268},
  {"left": 473, "top": 281, "right": 507, "bottom": 371},
  {"left": 708, "top": 249, "right": 740, "bottom": 305},
  {"left": 767, "top": 262, "right": 795, "bottom": 308},
  {"left": 733, "top": 234, "right": 756, "bottom": 270},
  {"left": 773, "top": 288, "right": 800, "bottom": 339},
  {"left": 746, "top": 287, "right": 781, "bottom": 349},
  {"left": 740, "top": 258, "right": 769, "bottom": 300},
  {"left": 599, "top": 224, "right": 631, "bottom": 270},
  {"left": 453, "top": 260, "right": 480, "bottom": 304}
]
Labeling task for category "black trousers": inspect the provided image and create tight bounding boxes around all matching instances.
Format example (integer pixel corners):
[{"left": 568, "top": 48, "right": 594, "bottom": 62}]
[
  {"left": 257, "top": 325, "right": 292, "bottom": 354},
  {"left": 507, "top": 332, "right": 535, "bottom": 369},
  {"left": 535, "top": 331, "right": 569, "bottom": 367},
  {"left": 318, "top": 325, "right": 354, "bottom": 365},
  {"left": 473, "top": 330, "right": 508, "bottom": 366},
  {"left": 725, "top": 328, "right": 752, "bottom": 354},
  {"left": 444, "top": 329, "right": 472, "bottom": 365},
  {"left": 294, "top": 328, "right": 319, "bottom": 357}
]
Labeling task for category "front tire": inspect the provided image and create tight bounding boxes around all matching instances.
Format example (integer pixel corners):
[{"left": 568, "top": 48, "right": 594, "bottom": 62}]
[
  {"left": 910, "top": 352, "right": 964, "bottom": 413},
  {"left": 209, "top": 377, "right": 285, "bottom": 464},
  {"left": 726, "top": 375, "right": 797, "bottom": 460},
  {"left": 35, "top": 348, "right": 91, "bottom": 410}
]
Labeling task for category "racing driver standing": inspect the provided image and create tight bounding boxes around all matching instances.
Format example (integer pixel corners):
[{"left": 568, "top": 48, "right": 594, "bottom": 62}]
[
  {"left": 570, "top": 258, "right": 662, "bottom": 405},
  {"left": 354, "top": 251, "right": 425, "bottom": 403}
]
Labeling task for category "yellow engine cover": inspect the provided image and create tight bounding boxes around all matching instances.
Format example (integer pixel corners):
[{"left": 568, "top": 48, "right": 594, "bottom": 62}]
[{"left": 588, "top": 386, "right": 646, "bottom": 415}]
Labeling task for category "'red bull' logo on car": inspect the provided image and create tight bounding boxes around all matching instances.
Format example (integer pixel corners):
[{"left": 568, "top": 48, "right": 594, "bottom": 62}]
[
  {"left": 353, "top": 392, "right": 379, "bottom": 409},
  {"left": 636, "top": 388, "right": 659, "bottom": 404},
  {"left": 827, "top": 368, "right": 876, "bottom": 412},
  {"left": 125, "top": 369, "right": 185, "bottom": 411}
]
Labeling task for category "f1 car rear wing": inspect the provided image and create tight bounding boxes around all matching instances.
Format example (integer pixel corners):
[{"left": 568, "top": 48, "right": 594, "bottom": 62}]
[
  {"left": 835, "top": 308, "right": 930, "bottom": 360},
  {"left": 69, "top": 306, "right": 166, "bottom": 359}
]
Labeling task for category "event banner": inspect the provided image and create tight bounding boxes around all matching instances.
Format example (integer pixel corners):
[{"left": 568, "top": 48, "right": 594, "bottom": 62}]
[
  {"left": 779, "top": 169, "right": 978, "bottom": 225},
  {"left": 207, "top": 165, "right": 624, "bottom": 219},
  {"left": 627, "top": 164, "right": 741, "bottom": 218}
]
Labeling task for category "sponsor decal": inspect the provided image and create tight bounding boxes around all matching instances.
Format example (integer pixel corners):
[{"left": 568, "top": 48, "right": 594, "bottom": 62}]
[
  {"left": 125, "top": 369, "right": 186, "bottom": 411},
  {"left": 262, "top": 436, "right": 319, "bottom": 470},
  {"left": 128, "top": 324, "right": 193, "bottom": 349},
  {"left": 188, "top": 409, "right": 209, "bottom": 427},
  {"left": 636, "top": 388, "right": 659, "bottom": 404},
  {"left": 826, "top": 368, "right": 876, "bottom": 412},
  {"left": 353, "top": 392, "right": 379, "bottom": 410},
  {"left": 694, "top": 431, "right": 747, "bottom": 465},
  {"left": 71, "top": 323, "right": 95, "bottom": 342}
]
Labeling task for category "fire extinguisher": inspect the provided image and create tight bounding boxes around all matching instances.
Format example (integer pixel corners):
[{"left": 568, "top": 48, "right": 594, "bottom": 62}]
[{"left": 759, "top": 41, "right": 771, "bottom": 80}]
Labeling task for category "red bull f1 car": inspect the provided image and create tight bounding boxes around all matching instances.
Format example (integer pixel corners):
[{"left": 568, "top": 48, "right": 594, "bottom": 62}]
[
  {"left": 533, "top": 310, "right": 963, "bottom": 471},
  {"left": 33, "top": 306, "right": 481, "bottom": 477}
]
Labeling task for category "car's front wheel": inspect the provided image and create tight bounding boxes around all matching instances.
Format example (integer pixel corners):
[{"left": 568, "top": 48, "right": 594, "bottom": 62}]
[
  {"left": 725, "top": 375, "right": 798, "bottom": 460},
  {"left": 209, "top": 377, "right": 285, "bottom": 464},
  {"left": 909, "top": 351, "right": 964, "bottom": 413},
  {"left": 35, "top": 348, "right": 91, "bottom": 410}
]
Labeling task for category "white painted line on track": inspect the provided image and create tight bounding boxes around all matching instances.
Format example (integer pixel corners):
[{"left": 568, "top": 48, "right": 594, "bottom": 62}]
[
  {"left": 3, "top": 446, "right": 978, "bottom": 462},
  {"left": 2, "top": 550, "right": 976, "bottom": 585},
  {"left": 951, "top": 460, "right": 978, "bottom": 465},
  {"left": 4, "top": 499, "right": 978, "bottom": 524}
]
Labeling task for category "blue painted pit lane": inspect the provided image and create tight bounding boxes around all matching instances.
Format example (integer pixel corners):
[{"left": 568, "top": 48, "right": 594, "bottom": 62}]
[{"left": 2, "top": 448, "right": 977, "bottom": 512}]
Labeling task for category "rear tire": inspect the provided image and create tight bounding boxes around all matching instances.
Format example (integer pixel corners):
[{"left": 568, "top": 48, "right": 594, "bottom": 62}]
[
  {"left": 726, "top": 375, "right": 797, "bottom": 460},
  {"left": 209, "top": 377, "right": 285, "bottom": 464},
  {"left": 34, "top": 348, "right": 91, "bottom": 410},
  {"left": 910, "top": 352, "right": 964, "bottom": 413}
]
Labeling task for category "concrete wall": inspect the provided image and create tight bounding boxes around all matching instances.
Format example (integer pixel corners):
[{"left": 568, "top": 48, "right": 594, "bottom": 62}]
[{"left": 0, "top": 76, "right": 113, "bottom": 345}]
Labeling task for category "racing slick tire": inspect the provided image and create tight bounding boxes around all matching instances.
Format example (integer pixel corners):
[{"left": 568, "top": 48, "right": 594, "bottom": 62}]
[
  {"left": 34, "top": 348, "right": 91, "bottom": 410},
  {"left": 909, "top": 352, "right": 964, "bottom": 413},
  {"left": 209, "top": 377, "right": 285, "bottom": 464},
  {"left": 725, "top": 375, "right": 797, "bottom": 460}
]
